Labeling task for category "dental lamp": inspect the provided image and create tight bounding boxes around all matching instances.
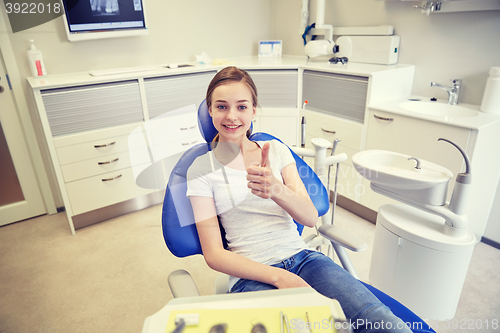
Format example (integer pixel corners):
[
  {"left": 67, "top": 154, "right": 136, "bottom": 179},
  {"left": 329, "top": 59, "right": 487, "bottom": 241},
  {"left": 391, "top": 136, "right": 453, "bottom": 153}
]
[{"left": 304, "top": 39, "right": 338, "bottom": 58}]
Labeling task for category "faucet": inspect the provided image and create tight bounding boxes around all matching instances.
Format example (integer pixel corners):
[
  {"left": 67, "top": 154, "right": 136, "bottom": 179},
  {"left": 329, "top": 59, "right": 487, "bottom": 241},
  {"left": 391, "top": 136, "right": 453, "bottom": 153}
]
[{"left": 430, "top": 79, "right": 462, "bottom": 105}]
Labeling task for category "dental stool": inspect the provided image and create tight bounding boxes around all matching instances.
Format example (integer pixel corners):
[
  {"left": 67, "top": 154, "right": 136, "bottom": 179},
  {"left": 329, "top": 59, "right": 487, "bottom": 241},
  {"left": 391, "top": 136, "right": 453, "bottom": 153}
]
[{"left": 162, "top": 100, "right": 435, "bottom": 333}]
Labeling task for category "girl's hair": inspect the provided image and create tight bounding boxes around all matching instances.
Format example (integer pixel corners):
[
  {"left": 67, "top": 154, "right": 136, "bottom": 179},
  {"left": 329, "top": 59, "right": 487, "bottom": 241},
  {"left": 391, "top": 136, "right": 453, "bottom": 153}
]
[
  {"left": 206, "top": 66, "right": 258, "bottom": 142},
  {"left": 206, "top": 66, "right": 258, "bottom": 109}
]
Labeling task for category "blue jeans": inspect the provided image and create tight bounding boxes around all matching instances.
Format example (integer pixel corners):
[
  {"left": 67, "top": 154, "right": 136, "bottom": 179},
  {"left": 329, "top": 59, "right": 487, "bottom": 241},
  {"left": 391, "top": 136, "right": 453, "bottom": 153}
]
[{"left": 230, "top": 249, "right": 413, "bottom": 333}]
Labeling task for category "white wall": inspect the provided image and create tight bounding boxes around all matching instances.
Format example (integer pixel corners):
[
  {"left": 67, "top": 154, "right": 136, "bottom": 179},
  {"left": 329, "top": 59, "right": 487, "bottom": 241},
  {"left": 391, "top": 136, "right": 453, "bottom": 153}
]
[
  {"left": 6, "top": 0, "right": 273, "bottom": 76},
  {"left": 272, "top": 0, "right": 500, "bottom": 243},
  {"left": 1, "top": 0, "right": 274, "bottom": 207},
  {"left": 2, "top": 0, "right": 500, "bottom": 239},
  {"left": 273, "top": 0, "right": 500, "bottom": 105}
]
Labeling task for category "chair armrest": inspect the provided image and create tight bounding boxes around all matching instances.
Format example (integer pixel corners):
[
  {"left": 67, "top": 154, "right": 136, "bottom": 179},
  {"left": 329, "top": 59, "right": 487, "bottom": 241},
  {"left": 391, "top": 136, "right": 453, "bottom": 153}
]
[
  {"left": 168, "top": 269, "right": 201, "bottom": 298},
  {"left": 215, "top": 273, "right": 230, "bottom": 294},
  {"left": 318, "top": 225, "right": 368, "bottom": 252}
]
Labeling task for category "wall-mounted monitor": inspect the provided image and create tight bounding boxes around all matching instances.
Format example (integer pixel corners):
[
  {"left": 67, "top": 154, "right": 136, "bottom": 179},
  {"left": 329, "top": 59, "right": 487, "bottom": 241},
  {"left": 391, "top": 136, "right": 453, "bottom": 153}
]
[{"left": 61, "top": 0, "right": 148, "bottom": 42}]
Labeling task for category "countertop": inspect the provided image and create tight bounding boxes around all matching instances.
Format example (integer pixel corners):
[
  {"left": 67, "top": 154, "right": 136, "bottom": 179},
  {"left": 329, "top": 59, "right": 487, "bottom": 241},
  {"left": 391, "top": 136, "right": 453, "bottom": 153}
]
[
  {"left": 368, "top": 96, "right": 500, "bottom": 130},
  {"left": 27, "top": 55, "right": 414, "bottom": 90}
]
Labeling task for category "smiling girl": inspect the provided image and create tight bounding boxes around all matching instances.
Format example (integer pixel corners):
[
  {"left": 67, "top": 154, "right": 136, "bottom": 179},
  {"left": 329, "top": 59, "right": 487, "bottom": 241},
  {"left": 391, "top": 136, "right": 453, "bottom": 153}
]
[{"left": 186, "top": 67, "right": 412, "bottom": 333}]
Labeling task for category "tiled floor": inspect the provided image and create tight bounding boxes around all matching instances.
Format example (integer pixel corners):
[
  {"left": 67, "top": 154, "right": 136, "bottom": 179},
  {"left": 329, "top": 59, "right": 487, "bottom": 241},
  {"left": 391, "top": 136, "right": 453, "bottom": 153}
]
[{"left": 0, "top": 203, "right": 498, "bottom": 332}]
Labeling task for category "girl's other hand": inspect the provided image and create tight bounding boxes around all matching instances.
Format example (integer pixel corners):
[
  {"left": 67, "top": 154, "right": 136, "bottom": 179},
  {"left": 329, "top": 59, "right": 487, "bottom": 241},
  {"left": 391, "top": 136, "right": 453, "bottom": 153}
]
[{"left": 274, "top": 270, "right": 311, "bottom": 289}]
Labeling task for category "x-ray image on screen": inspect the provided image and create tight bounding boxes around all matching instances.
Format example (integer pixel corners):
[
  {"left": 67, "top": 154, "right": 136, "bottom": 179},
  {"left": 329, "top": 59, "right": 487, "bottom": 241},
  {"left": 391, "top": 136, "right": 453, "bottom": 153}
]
[{"left": 90, "top": 0, "right": 120, "bottom": 16}]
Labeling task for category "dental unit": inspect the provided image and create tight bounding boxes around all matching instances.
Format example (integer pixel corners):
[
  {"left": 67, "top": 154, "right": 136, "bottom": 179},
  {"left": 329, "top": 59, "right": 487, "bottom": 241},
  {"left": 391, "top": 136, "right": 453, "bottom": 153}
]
[
  {"left": 353, "top": 139, "right": 476, "bottom": 320},
  {"left": 354, "top": 138, "right": 472, "bottom": 237}
]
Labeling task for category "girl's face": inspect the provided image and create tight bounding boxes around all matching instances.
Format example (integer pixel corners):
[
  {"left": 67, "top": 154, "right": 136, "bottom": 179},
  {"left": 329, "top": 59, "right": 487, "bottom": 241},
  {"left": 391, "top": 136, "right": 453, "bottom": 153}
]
[{"left": 209, "top": 82, "right": 256, "bottom": 143}]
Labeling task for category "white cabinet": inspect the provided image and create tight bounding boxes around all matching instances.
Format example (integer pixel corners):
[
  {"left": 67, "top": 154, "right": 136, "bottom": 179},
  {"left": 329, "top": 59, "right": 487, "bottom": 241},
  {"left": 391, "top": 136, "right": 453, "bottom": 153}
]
[
  {"left": 300, "top": 68, "right": 414, "bottom": 202},
  {"left": 253, "top": 108, "right": 298, "bottom": 147},
  {"left": 303, "top": 110, "right": 364, "bottom": 201},
  {"left": 246, "top": 69, "right": 299, "bottom": 146},
  {"left": 31, "top": 72, "right": 214, "bottom": 234},
  {"left": 29, "top": 60, "right": 415, "bottom": 234},
  {"left": 302, "top": 71, "right": 369, "bottom": 201}
]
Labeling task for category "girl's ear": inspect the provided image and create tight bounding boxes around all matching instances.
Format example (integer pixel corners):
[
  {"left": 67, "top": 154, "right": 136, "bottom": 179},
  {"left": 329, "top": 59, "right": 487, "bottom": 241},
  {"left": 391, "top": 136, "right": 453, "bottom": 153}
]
[
  {"left": 208, "top": 106, "right": 213, "bottom": 116},
  {"left": 252, "top": 106, "right": 257, "bottom": 118}
]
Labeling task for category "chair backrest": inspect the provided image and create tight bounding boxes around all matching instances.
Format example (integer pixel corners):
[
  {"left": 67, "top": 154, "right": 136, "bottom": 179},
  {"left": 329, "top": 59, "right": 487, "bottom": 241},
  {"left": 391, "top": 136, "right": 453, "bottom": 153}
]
[{"left": 162, "top": 100, "right": 329, "bottom": 257}]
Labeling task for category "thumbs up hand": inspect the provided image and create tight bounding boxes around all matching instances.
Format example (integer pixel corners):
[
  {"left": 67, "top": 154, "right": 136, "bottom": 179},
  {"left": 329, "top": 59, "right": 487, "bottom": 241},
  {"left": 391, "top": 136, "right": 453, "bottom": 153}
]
[
  {"left": 260, "top": 141, "right": 270, "bottom": 168},
  {"left": 247, "top": 142, "right": 282, "bottom": 199}
]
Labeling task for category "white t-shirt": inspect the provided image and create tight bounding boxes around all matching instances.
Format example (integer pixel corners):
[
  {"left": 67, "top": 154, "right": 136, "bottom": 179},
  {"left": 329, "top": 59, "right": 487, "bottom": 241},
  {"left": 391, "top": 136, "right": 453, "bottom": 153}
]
[{"left": 186, "top": 140, "right": 309, "bottom": 290}]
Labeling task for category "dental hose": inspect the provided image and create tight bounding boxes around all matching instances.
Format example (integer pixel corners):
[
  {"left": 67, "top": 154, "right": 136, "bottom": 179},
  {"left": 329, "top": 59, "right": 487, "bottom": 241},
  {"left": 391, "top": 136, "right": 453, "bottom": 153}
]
[{"left": 324, "top": 138, "right": 341, "bottom": 258}]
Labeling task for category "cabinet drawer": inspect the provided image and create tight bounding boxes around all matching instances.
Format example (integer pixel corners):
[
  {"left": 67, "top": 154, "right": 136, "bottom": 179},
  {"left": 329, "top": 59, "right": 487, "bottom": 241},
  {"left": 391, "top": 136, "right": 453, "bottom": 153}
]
[
  {"left": 149, "top": 135, "right": 204, "bottom": 163},
  {"left": 145, "top": 112, "right": 201, "bottom": 146},
  {"left": 305, "top": 110, "right": 363, "bottom": 134},
  {"left": 66, "top": 167, "right": 155, "bottom": 215},
  {"left": 305, "top": 111, "right": 363, "bottom": 153},
  {"left": 56, "top": 131, "right": 144, "bottom": 165},
  {"left": 60, "top": 149, "right": 150, "bottom": 183}
]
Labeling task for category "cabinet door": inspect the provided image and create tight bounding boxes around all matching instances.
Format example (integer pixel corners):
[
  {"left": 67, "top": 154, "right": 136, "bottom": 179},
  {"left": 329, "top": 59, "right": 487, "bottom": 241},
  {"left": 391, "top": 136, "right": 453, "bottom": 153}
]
[
  {"left": 304, "top": 110, "right": 364, "bottom": 201},
  {"left": 254, "top": 108, "right": 298, "bottom": 146},
  {"left": 245, "top": 69, "right": 298, "bottom": 107},
  {"left": 361, "top": 110, "right": 472, "bottom": 211},
  {"left": 303, "top": 70, "right": 368, "bottom": 123},
  {"left": 144, "top": 71, "right": 217, "bottom": 119},
  {"left": 41, "top": 80, "right": 144, "bottom": 137}
]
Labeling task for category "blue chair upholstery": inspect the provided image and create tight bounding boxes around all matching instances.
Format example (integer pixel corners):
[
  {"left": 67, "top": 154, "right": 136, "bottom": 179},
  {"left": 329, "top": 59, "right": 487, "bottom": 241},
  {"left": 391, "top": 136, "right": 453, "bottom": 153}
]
[{"left": 161, "top": 100, "right": 435, "bottom": 333}]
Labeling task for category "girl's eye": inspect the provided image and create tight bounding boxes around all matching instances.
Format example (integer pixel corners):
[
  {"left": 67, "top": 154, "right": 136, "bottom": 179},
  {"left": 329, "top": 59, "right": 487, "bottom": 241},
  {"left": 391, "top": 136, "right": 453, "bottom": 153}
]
[
  {"left": 216, "top": 105, "right": 226, "bottom": 110},
  {"left": 238, "top": 105, "right": 247, "bottom": 110}
]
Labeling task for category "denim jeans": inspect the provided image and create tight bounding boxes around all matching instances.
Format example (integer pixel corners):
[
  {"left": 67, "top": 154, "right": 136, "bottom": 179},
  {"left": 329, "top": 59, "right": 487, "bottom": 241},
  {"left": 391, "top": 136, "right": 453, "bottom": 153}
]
[{"left": 230, "top": 249, "right": 413, "bottom": 333}]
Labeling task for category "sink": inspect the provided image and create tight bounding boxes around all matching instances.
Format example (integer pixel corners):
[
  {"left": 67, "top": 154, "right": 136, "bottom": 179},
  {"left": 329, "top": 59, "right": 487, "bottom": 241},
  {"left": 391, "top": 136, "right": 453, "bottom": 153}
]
[
  {"left": 399, "top": 101, "right": 478, "bottom": 118},
  {"left": 353, "top": 150, "right": 453, "bottom": 206}
]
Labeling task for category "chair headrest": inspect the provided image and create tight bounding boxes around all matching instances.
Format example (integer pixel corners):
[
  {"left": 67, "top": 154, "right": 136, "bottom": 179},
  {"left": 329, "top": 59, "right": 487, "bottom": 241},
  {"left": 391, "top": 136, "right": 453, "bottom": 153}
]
[
  {"left": 197, "top": 99, "right": 253, "bottom": 143},
  {"left": 197, "top": 100, "right": 218, "bottom": 143}
]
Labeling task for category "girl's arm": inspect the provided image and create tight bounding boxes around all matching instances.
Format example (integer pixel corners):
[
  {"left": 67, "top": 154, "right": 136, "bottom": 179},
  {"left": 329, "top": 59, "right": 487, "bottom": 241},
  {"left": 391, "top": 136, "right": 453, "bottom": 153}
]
[{"left": 190, "top": 195, "right": 311, "bottom": 289}]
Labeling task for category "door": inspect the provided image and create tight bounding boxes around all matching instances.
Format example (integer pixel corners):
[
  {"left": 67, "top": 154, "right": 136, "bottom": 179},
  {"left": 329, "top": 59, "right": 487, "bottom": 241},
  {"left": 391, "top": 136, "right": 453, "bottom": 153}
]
[{"left": 0, "top": 51, "right": 46, "bottom": 226}]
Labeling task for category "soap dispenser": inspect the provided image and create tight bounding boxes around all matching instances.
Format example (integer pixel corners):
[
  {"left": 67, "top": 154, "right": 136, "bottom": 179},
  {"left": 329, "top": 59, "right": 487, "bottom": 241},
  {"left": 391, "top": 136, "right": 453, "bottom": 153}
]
[{"left": 27, "top": 39, "right": 47, "bottom": 77}]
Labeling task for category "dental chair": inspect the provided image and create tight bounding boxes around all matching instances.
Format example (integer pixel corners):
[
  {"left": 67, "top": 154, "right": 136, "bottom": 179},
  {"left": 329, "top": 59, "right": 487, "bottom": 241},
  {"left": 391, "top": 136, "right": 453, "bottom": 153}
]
[{"left": 162, "top": 100, "right": 435, "bottom": 333}]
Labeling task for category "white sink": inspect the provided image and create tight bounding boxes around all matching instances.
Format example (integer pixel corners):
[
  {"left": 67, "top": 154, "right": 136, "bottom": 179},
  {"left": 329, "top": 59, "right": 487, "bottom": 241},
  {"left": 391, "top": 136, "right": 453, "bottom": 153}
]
[
  {"left": 399, "top": 101, "right": 478, "bottom": 118},
  {"left": 353, "top": 150, "right": 453, "bottom": 206}
]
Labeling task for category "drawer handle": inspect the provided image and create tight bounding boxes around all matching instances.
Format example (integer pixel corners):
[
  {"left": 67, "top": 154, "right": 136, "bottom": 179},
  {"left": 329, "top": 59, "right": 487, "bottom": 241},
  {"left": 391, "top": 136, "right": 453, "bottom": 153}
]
[
  {"left": 321, "top": 128, "right": 336, "bottom": 134},
  {"left": 374, "top": 114, "right": 394, "bottom": 122},
  {"left": 94, "top": 141, "right": 116, "bottom": 148},
  {"left": 98, "top": 158, "right": 119, "bottom": 165},
  {"left": 180, "top": 125, "right": 197, "bottom": 130},
  {"left": 102, "top": 174, "right": 122, "bottom": 182},
  {"left": 182, "top": 142, "right": 190, "bottom": 146}
]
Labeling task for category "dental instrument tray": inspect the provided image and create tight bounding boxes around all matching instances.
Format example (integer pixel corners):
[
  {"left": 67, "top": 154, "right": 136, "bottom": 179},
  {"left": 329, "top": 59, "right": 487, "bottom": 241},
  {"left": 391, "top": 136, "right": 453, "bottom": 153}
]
[{"left": 165, "top": 305, "right": 344, "bottom": 332}]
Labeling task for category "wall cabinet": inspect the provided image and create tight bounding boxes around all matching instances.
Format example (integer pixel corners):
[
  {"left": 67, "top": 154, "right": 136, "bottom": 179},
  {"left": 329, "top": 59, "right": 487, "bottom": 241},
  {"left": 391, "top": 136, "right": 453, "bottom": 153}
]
[
  {"left": 301, "top": 68, "right": 414, "bottom": 202},
  {"left": 247, "top": 69, "right": 299, "bottom": 147},
  {"left": 302, "top": 71, "right": 368, "bottom": 201},
  {"left": 303, "top": 110, "right": 364, "bottom": 201},
  {"left": 29, "top": 61, "right": 414, "bottom": 234},
  {"left": 32, "top": 71, "right": 215, "bottom": 233}
]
